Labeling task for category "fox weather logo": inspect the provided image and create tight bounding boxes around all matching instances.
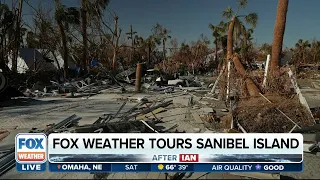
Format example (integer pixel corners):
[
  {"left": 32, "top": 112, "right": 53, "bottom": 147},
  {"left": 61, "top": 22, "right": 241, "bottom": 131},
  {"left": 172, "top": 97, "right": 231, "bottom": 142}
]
[{"left": 15, "top": 133, "right": 47, "bottom": 172}]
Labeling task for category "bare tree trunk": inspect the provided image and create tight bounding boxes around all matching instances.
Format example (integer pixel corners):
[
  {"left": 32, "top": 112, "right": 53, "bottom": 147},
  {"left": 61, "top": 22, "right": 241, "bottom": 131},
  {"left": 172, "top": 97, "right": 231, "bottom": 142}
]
[
  {"left": 214, "top": 36, "right": 218, "bottom": 64},
  {"left": 163, "top": 38, "right": 166, "bottom": 61},
  {"left": 81, "top": 0, "right": 88, "bottom": 71},
  {"left": 112, "top": 16, "right": 119, "bottom": 70},
  {"left": 12, "top": 0, "right": 23, "bottom": 73},
  {"left": 51, "top": 50, "right": 62, "bottom": 75},
  {"left": 58, "top": 23, "right": 68, "bottom": 79},
  {"left": 270, "top": 0, "right": 289, "bottom": 73}
]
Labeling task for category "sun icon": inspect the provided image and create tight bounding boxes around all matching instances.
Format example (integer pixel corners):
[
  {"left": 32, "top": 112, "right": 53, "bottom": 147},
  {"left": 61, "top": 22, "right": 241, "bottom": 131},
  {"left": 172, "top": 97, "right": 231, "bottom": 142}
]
[{"left": 158, "top": 164, "right": 164, "bottom": 170}]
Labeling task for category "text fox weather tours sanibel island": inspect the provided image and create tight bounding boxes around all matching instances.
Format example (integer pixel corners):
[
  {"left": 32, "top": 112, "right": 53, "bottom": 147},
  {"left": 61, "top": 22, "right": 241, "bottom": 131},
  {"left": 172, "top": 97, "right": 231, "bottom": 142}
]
[
  {"left": 46, "top": 133, "right": 304, "bottom": 173},
  {"left": 15, "top": 133, "right": 47, "bottom": 172}
]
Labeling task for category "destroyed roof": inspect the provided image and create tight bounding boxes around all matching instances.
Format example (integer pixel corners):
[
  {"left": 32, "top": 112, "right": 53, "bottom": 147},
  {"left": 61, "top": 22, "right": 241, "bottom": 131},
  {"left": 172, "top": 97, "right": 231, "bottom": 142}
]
[
  {"left": 7, "top": 48, "right": 56, "bottom": 73},
  {"left": 37, "top": 49, "right": 77, "bottom": 70},
  {"left": 7, "top": 48, "right": 77, "bottom": 73}
]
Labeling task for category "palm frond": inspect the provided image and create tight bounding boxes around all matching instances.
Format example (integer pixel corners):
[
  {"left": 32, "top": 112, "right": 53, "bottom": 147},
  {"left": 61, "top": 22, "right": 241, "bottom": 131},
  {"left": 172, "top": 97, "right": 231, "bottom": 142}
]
[
  {"left": 247, "top": 28, "right": 254, "bottom": 34},
  {"left": 244, "top": 13, "right": 258, "bottom": 28},
  {"left": 208, "top": 23, "right": 215, "bottom": 30},
  {"left": 222, "top": 7, "right": 234, "bottom": 19},
  {"left": 238, "top": 0, "right": 248, "bottom": 9},
  {"left": 0, "top": 4, "right": 10, "bottom": 16},
  {"left": 54, "top": 3, "right": 66, "bottom": 23}
]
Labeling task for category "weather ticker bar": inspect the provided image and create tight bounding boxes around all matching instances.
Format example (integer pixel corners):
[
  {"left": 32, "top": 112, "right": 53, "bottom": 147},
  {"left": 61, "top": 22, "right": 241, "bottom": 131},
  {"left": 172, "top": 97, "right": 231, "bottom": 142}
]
[{"left": 40, "top": 163, "right": 303, "bottom": 172}]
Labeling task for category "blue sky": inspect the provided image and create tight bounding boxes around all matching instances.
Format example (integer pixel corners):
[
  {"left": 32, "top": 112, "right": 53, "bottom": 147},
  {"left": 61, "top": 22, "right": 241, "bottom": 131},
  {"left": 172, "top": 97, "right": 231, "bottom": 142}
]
[{"left": 16, "top": 0, "right": 320, "bottom": 48}]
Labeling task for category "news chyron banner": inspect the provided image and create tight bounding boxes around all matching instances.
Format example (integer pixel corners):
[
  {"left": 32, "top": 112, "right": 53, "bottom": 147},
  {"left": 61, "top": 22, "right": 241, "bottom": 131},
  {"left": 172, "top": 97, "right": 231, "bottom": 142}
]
[{"left": 16, "top": 133, "right": 303, "bottom": 173}]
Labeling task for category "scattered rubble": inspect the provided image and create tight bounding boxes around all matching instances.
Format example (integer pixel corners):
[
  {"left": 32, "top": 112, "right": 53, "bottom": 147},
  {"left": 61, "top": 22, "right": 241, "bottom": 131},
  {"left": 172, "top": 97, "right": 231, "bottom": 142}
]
[{"left": 1, "top": 61, "right": 320, "bottom": 179}]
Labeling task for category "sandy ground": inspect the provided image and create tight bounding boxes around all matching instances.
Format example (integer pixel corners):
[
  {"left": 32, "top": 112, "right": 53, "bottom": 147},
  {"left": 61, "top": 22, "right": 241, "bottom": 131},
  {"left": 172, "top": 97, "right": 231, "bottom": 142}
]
[
  {"left": 0, "top": 92, "right": 227, "bottom": 179},
  {"left": 1, "top": 84, "right": 320, "bottom": 179}
]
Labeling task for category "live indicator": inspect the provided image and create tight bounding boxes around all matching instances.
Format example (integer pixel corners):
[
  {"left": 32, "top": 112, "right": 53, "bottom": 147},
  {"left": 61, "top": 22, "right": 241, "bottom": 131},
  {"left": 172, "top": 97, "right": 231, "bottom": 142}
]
[{"left": 16, "top": 163, "right": 46, "bottom": 172}]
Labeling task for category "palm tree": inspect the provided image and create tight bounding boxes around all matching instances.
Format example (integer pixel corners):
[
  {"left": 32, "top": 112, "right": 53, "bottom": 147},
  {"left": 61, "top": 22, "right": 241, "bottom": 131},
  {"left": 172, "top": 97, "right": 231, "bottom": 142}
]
[
  {"left": 209, "top": 21, "right": 228, "bottom": 71},
  {"left": 54, "top": 0, "right": 80, "bottom": 79},
  {"left": 208, "top": 22, "right": 221, "bottom": 62},
  {"left": 80, "top": 0, "right": 109, "bottom": 71},
  {"left": 151, "top": 23, "right": 170, "bottom": 61},
  {"left": 80, "top": 0, "right": 88, "bottom": 71},
  {"left": 0, "top": 4, "right": 15, "bottom": 71},
  {"left": 162, "top": 28, "right": 171, "bottom": 60},
  {"left": 126, "top": 24, "right": 137, "bottom": 62},
  {"left": 270, "top": 0, "right": 289, "bottom": 73},
  {"left": 295, "top": 39, "right": 311, "bottom": 64},
  {"left": 55, "top": 0, "right": 68, "bottom": 78},
  {"left": 222, "top": 0, "right": 258, "bottom": 61},
  {"left": 311, "top": 40, "right": 320, "bottom": 63},
  {"left": 221, "top": 0, "right": 260, "bottom": 97},
  {"left": 145, "top": 35, "right": 157, "bottom": 65},
  {"left": 239, "top": 24, "right": 254, "bottom": 67}
]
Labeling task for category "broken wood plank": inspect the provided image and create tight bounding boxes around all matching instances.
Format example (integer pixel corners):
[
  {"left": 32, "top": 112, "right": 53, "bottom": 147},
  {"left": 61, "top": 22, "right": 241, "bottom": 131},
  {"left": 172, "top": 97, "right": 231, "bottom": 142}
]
[
  {"left": 211, "top": 65, "right": 225, "bottom": 94},
  {"left": 140, "top": 120, "right": 159, "bottom": 133},
  {"left": 237, "top": 122, "right": 247, "bottom": 133},
  {"left": 289, "top": 124, "right": 299, "bottom": 133},
  {"left": 124, "top": 100, "right": 173, "bottom": 120},
  {"left": 136, "top": 107, "right": 166, "bottom": 120},
  {"left": 114, "top": 101, "right": 127, "bottom": 118},
  {"left": 288, "top": 69, "right": 315, "bottom": 124}
]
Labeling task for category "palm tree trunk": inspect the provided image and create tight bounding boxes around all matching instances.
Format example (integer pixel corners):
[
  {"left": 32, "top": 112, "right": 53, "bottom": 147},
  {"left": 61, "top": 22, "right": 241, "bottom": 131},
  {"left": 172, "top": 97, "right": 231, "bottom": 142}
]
[
  {"left": 227, "top": 17, "right": 260, "bottom": 96},
  {"left": 214, "top": 36, "right": 218, "bottom": 62},
  {"left": 58, "top": 22, "right": 68, "bottom": 79},
  {"left": 148, "top": 44, "right": 151, "bottom": 65},
  {"left": 270, "top": 0, "right": 289, "bottom": 73},
  {"left": 233, "top": 55, "right": 260, "bottom": 96},
  {"left": 227, "top": 18, "right": 236, "bottom": 61},
  {"left": 81, "top": 0, "right": 88, "bottom": 71}
]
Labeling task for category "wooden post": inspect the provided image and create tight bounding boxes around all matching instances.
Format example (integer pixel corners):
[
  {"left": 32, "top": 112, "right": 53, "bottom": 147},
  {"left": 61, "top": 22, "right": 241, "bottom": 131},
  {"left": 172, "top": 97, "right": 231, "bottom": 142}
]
[
  {"left": 262, "top": 54, "right": 271, "bottom": 88},
  {"left": 135, "top": 63, "right": 142, "bottom": 92},
  {"left": 226, "top": 61, "right": 231, "bottom": 101}
]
